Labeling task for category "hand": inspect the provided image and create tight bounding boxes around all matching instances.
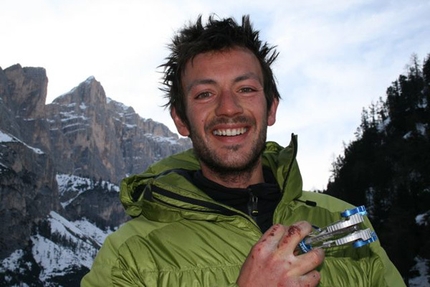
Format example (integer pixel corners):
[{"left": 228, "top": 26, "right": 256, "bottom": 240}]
[{"left": 237, "top": 221, "right": 324, "bottom": 287}]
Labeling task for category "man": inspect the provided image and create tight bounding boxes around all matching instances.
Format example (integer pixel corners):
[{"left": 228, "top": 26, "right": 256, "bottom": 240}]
[{"left": 81, "top": 15, "right": 404, "bottom": 286}]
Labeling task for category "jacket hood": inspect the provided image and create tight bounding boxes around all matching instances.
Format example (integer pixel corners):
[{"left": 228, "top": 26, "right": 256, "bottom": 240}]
[{"left": 120, "top": 134, "right": 303, "bottom": 218}]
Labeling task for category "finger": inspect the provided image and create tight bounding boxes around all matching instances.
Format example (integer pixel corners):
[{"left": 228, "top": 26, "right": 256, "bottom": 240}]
[
  {"left": 259, "top": 224, "right": 285, "bottom": 245},
  {"left": 276, "top": 247, "right": 325, "bottom": 278},
  {"left": 294, "top": 248, "right": 325, "bottom": 276},
  {"left": 256, "top": 224, "right": 287, "bottom": 249},
  {"left": 298, "top": 270, "right": 321, "bottom": 287},
  {"left": 277, "top": 221, "right": 312, "bottom": 252}
]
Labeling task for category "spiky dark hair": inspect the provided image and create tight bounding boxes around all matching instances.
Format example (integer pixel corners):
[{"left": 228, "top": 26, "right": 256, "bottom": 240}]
[{"left": 160, "top": 15, "right": 280, "bottom": 123}]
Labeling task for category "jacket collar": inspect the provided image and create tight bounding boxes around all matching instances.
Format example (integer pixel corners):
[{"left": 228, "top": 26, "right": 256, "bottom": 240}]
[{"left": 120, "top": 134, "right": 303, "bottom": 218}]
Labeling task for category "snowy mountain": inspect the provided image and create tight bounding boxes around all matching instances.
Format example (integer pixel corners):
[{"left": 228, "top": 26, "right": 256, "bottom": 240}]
[
  {"left": 0, "top": 155, "right": 116, "bottom": 286},
  {"left": 1, "top": 206, "right": 112, "bottom": 286},
  {"left": 0, "top": 64, "right": 191, "bottom": 286}
]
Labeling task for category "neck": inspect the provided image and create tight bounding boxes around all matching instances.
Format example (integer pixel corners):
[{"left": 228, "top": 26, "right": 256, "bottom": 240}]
[{"left": 200, "top": 161, "right": 265, "bottom": 188}]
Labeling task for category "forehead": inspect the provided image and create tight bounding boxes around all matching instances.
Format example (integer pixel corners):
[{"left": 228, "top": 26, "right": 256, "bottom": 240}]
[{"left": 182, "top": 47, "right": 263, "bottom": 81}]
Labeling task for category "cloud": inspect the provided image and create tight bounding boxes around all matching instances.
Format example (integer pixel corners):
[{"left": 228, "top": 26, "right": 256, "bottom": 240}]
[{"left": 2, "top": 0, "right": 430, "bottom": 190}]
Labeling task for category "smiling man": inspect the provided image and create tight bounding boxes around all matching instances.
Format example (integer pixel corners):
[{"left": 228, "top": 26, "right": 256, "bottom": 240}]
[
  {"left": 81, "top": 15, "right": 405, "bottom": 287},
  {"left": 172, "top": 48, "right": 277, "bottom": 187}
]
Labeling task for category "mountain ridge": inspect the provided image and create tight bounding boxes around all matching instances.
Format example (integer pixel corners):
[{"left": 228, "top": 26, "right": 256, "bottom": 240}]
[{"left": 0, "top": 64, "right": 191, "bottom": 285}]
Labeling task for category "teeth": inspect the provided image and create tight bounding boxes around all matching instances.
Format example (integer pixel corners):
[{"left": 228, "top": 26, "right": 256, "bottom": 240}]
[{"left": 213, "top": 127, "right": 247, "bottom": 136}]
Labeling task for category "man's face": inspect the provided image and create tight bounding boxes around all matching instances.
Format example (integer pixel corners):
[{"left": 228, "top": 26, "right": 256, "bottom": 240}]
[{"left": 172, "top": 47, "right": 278, "bottom": 176}]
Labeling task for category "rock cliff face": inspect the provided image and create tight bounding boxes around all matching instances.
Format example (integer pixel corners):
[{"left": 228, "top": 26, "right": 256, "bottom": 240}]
[
  {"left": 0, "top": 64, "right": 51, "bottom": 148},
  {"left": 45, "top": 75, "right": 189, "bottom": 183},
  {"left": 0, "top": 64, "right": 191, "bottom": 262},
  {"left": 0, "top": 65, "right": 60, "bottom": 259},
  {"left": 0, "top": 134, "right": 59, "bottom": 259}
]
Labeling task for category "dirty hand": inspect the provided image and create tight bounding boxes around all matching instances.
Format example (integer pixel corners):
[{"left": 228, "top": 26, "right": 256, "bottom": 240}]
[{"left": 237, "top": 221, "right": 324, "bottom": 287}]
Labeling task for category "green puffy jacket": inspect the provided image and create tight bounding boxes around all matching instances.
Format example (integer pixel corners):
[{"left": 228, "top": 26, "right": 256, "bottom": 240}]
[{"left": 81, "top": 136, "right": 405, "bottom": 287}]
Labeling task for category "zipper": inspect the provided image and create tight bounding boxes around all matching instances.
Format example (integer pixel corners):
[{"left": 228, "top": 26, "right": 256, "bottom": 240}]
[
  {"left": 151, "top": 187, "right": 262, "bottom": 235},
  {"left": 151, "top": 184, "right": 257, "bottom": 223},
  {"left": 248, "top": 190, "right": 259, "bottom": 222},
  {"left": 141, "top": 169, "right": 262, "bottom": 233}
]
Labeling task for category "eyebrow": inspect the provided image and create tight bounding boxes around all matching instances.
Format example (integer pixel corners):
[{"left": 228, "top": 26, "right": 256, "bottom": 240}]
[
  {"left": 185, "top": 72, "right": 262, "bottom": 93},
  {"left": 235, "top": 72, "right": 262, "bottom": 84},
  {"left": 185, "top": 79, "right": 215, "bottom": 93}
]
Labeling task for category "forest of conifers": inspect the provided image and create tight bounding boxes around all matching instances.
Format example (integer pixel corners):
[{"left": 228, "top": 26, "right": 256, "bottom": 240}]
[{"left": 325, "top": 54, "right": 430, "bottom": 282}]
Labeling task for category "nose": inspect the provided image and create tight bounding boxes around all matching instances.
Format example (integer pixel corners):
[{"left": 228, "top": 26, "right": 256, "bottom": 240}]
[{"left": 215, "top": 89, "right": 243, "bottom": 117}]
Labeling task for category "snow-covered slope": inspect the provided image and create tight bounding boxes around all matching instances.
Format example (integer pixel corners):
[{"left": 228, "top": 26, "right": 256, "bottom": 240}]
[{"left": 0, "top": 175, "right": 115, "bottom": 287}]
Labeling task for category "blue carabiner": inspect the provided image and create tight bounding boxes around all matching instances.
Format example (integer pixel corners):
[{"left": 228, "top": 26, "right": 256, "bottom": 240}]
[
  {"left": 353, "top": 231, "right": 378, "bottom": 248},
  {"left": 341, "top": 205, "right": 367, "bottom": 217},
  {"left": 299, "top": 240, "right": 312, "bottom": 253}
]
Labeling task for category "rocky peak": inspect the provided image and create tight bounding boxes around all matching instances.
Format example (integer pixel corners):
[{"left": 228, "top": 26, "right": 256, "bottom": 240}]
[
  {"left": 0, "top": 64, "right": 191, "bottom": 263},
  {"left": 53, "top": 76, "right": 106, "bottom": 107},
  {"left": 45, "top": 76, "right": 191, "bottom": 183},
  {"left": 0, "top": 64, "right": 48, "bottom": 120}
]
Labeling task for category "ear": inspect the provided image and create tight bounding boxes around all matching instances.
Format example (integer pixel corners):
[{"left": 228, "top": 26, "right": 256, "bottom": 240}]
[
  {"left": 267, "top": 98, "right": 279, "bottom": 126},
  {"left": 171, "top": 107, "right": 190, "bottom": 137}
]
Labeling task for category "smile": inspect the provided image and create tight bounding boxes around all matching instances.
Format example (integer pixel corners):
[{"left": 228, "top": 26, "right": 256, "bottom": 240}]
[{"left": 212, "top": 127, "right": 247, "bottom": 136}]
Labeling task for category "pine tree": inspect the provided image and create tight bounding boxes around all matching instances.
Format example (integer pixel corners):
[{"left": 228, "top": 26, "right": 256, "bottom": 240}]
[{"left": 325, "top": 54, "right": 430, "bottom": 282}]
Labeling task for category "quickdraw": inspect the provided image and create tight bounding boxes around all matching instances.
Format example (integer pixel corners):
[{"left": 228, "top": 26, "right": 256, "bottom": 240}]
[{"left": 299, "top": 206, "right": 378, "bottom": 253}]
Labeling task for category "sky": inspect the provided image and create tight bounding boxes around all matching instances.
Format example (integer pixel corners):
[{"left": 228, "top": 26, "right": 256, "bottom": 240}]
[{"left": 1, "top": 0, "right": 430, "bottom": 190}]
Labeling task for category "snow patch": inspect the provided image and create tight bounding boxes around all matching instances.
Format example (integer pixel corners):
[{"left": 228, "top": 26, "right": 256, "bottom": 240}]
[
  {"left": 377, "top": 117, "right": 391, "bottom": 132},
  {"left": 416, "top": 211, "right": 429, "bottom": 226},
  {"left": 0, "top": 249, "right": 25, "bottom": 272},
  {"left": 145, "top": 133, "right": 179, "bottom": 145},
  {"left": 0, "top": 211, "right": 112, "bottom": 284},
  {"left": 56, "top": 174, "right": 119, "bottom": 208},
  {"left": 409, "top": 256, "right": 430, "bottom": 287},
  {"left": 73, "top": 219, "right": 112, "bottom": 246},
  {"left": 0, "top": 130, "right": 44, "bottom": 154},
  {"left": 416, "top": 123, "right": 427, "bottom": 136}
]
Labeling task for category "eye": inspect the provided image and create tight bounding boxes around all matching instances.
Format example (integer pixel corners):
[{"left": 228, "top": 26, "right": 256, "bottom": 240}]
[
  {"left": 195, "top": 91, "right": 212, "bottom": 99},
  {"left": 239, "top": 87, "right": 257, "bottom": 93}
]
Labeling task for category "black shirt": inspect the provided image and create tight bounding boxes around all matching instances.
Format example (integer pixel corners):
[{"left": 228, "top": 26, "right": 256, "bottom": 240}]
[{"left": 192, "top": 168, "right": 282, "bottom": 232}]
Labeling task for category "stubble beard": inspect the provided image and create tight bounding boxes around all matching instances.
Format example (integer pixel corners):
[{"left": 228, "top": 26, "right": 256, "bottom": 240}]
[{"left": 189, "top": 116, "right": 268, "bottom": 183}]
